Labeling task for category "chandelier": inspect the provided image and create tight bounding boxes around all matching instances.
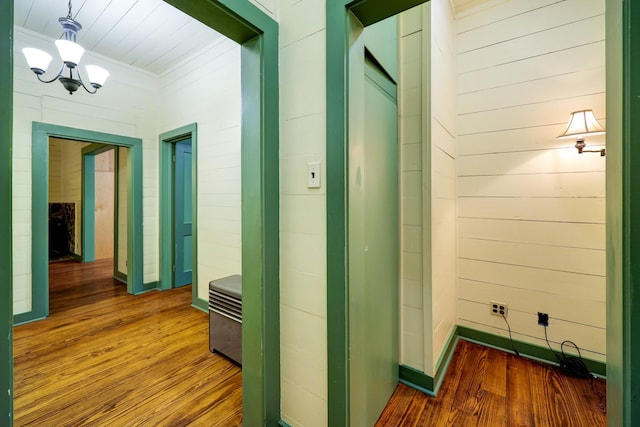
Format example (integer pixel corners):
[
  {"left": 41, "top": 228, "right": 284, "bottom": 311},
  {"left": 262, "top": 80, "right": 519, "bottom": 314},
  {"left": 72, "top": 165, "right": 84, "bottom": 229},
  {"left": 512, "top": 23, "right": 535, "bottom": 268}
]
[{"left": 22, "top": 1, "right": 109, "bottom": 95}]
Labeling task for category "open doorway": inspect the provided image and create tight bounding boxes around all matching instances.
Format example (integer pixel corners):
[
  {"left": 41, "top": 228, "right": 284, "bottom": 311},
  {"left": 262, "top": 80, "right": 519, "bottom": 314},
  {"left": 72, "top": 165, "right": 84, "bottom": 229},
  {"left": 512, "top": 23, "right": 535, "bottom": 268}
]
[{"left": 7, "top": 0, "right": 279, "bottom": 424}]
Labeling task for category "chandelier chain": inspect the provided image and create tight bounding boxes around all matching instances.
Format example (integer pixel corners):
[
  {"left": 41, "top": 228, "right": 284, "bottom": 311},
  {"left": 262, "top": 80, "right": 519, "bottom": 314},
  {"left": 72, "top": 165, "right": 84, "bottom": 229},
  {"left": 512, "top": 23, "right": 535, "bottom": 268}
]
[{"left": 67, "top": 0, "right": 73, "bottom": 19}]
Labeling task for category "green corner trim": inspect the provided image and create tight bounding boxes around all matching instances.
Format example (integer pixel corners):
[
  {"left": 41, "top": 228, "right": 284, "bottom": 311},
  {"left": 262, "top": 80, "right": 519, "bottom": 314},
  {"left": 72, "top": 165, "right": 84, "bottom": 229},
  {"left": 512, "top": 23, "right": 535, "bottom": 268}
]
[
  {"left": 399, "top": 365, "right": 434, "bottom": 396},
  {"left": 279, "top": 420, "right": 292, "bottom": 427},
  {"left": 457, "top": 327, "right": 607, "bottom": 377},
  {"left": 399, "top": 326, "right": 458, "bottom": 397},
  {"left": 0, "top": 3, "right": 12, "bottom": 425},
  {"left": 192, "top": 297, "right": 208, "bottom": 313}
]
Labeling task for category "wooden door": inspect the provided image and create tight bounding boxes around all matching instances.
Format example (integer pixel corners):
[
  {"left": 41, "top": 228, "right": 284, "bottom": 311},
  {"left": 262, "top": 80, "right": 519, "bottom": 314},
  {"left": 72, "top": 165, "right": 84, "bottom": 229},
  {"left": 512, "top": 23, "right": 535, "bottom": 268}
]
[{"left": 174, "top": 139, "right": 193, "bottom": 287}]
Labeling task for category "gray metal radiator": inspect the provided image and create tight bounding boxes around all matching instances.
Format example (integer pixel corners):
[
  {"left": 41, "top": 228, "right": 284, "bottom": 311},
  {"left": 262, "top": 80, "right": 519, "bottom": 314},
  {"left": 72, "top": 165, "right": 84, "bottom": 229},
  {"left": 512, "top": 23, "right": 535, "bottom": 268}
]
[{"left": 208, "top": 275, "right": 242, "bottom": 365}]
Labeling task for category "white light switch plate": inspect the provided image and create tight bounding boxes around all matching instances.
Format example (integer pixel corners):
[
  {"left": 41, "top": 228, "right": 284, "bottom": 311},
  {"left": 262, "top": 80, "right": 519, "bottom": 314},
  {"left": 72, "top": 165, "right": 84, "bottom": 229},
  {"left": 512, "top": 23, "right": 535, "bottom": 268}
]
[{"left": 308, "top": 161, "right": 321, "bottom": 188}]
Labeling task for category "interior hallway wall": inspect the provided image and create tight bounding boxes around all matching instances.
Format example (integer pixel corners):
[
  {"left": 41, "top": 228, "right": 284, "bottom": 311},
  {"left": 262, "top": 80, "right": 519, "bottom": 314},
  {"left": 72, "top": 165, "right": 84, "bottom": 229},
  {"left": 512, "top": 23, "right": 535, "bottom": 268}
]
[
  {"left": 398, "top": 0, "right": 458, "bottom": 378},
  {"left": 278, "top": 0, "right": 328, "bottom": 425},
  {"left": 158, "top": 37, "right": 242, "bottom": 301},
  {"left": 13, "top": 26, "right": 160, "bottom": 314},
  {"left": 455, "top": 0, "right": 606, "bottom": 361}
]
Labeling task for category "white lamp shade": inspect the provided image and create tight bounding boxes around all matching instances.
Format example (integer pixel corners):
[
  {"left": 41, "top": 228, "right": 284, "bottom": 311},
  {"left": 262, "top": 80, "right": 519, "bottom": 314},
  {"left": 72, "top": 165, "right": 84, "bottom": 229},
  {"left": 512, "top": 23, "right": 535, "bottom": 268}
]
[
  {"left": 22, "top": 48, "right": 52, "bottom": 72},
  {"left": 85, "top": 65, "right": 110, "bottom": 87},
  {"left": 54, "top": 39, "right": 84, "bottom": 66},
  {"left": 558, "top": 109, "right": 605, "bottom": 139}
]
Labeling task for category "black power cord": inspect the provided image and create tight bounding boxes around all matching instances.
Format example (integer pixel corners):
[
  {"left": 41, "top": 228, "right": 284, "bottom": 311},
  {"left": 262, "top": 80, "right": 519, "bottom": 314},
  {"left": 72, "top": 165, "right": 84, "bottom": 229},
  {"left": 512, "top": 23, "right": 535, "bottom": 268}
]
[
  {"left": 544, "top": 324, "right": 591, "bottom": 378},
  {"left": 501, "top": 313, "right": 520, "bottom": 356}
]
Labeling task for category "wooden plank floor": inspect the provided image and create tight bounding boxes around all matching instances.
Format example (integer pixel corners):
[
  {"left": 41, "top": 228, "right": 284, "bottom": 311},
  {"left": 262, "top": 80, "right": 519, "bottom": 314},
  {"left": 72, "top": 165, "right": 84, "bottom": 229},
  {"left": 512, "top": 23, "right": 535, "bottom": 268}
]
[
  {"left": 376, "top": 339, "right": 607, "bottom": 427},
  {"left": 15, "top": 260, "right": 607, "bottom": 426},
  {"left": 14, "top": 259, "right": 242, "bottom": 427}
]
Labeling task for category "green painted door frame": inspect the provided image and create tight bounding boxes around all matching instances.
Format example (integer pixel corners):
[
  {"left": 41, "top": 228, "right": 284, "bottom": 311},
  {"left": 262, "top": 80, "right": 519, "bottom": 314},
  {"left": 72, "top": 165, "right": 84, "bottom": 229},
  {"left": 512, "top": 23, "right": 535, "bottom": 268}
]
[
  {"left": 18, "top": 123, "right": 144, "bottom": 327},
  {"left": 159, "top": 124, "right": 198, "bottom": 307},
  {"left": 163, "top": 2, "right": 280, "bottom": 425},
  {"left": 82, "top": 143, "right": 116, "bottom": 265},
  {"left": 0, "top": 2, "right": 12, "bottom": 425},
  {"left": 606, "top": 0, "right": 640, "bottom": 425},
  {"left": 326, "top": 1, "right": 428, "bottom": 425}
]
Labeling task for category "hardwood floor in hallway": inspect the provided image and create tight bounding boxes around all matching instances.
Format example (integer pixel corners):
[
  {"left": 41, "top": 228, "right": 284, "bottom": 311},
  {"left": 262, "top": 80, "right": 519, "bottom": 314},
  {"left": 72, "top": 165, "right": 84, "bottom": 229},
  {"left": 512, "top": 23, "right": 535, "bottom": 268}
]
[
  {"left": 14, "top": 259, "right": 242, "bottom": 427},
  {"left": 376, "top": 339, "right": 607, "bottom": 427}
]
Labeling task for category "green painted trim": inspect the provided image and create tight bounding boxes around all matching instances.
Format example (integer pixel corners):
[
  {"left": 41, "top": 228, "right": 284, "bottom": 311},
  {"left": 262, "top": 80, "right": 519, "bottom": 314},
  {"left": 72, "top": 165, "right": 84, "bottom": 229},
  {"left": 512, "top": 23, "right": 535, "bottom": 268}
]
[
  {"left": 70, "top": 253, "right": 82, "bottom": 262},
  {"left": 159, "top": 123, "right": 197, "bottom": 300},
  {"left": 113, "top": 271, "right": 127, "bottom": 284},
  {"left": 13, "top": 314, "right": 45, "bottom": 327},
  {"left": 350, "top": 0, "right": 428, "bottom": 26},
  {"left": 612, "top": 0, "right": 640, "bottom": 423},
  {"left": 399, "top": 365, "right": 434, "bottom": 395},
  {"left": 191, "top": 297, "right": 208, "bottom": 313},
  {"left": 140, "top": 281, "right": 160, "bottom": 293},
  {"left": 326, "top": 5, "right": 350, "bottom": 425},
  {"left": 0, "top": 3, "right": 12, "bottom": 425},
  {"left": 279, "top": 420, "right": 292, "bottom": 427},
  {"left": 82, "top": 151, "right": 96, "bottom": 262},
  {"left": 29, "top": 122, "right": 144, "bottom": 325},
  {"left": 399, "top": 327, "right": 458, "bottom": 397},
  {"left": 113, "top": 148, "right": 123, "bottom": 277},
  {"left": 326, "top": 1, "right": 429, "bottom": 425},
  {"left": 432, "top": 327, "right": 459, "bottom": 392},
  {"left": 165, "top": 2, "right": 280, "bottom": 425},
  {"left": 457, "top": 327, "right": 607, "bottom": 377},
  {"left": 241, "top": 32, "right": 281, "bottom": 426},
  {"left": 81, "top": 143, "right": 114, "bottom": 264}
]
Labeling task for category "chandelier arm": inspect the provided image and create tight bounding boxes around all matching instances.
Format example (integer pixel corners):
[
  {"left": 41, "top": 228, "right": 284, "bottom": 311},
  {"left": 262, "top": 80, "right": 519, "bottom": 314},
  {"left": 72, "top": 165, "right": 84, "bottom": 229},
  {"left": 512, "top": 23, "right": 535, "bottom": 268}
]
[
  {"left": 35, "top": 63, "right": 66, "bottom": 84},
  {"left": 75, "top": 68, "right": 99, "bottom": 94}
]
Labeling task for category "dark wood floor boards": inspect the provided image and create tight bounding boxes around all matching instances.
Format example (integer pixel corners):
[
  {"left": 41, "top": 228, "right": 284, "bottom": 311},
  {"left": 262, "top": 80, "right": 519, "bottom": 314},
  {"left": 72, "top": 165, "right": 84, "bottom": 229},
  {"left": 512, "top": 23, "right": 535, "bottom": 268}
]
[
  {"left": 376, "top": 339, "right": 607, "bottom": 427},
  {"left": 14, "top": 259, "right": 242, "bottom": 427}
]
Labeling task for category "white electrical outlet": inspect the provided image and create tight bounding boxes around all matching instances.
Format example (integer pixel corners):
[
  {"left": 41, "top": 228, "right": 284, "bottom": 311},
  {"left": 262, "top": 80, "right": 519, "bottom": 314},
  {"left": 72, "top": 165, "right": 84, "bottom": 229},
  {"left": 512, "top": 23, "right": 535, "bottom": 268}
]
[{"left": 490, "top": 301, "right": 508, "bottom": 317}]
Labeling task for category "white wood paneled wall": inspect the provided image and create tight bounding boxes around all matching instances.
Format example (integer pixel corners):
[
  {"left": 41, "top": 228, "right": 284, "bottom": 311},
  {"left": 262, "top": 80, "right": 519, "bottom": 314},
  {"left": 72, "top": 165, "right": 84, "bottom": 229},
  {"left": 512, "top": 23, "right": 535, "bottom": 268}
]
[
  {"left": 14, "top": 26, "right": 159, "bottom": 314},
  {"left": 48, "top": 139, "right": 62, "bottom": 202},
  {"left": 398, "top": 0, "right": 458, "bottom": 378},
  {"left": 278, "top": 0, "right": 329, "bottom": 424},
  {"left": 61, "top": 141, "right": 88, "bottom": 255},
  {"left": 399, "top": 5, "right": 427, "bottom": 373},
  {"left": 158, "top": 37, "right": 242, "bottom": 304},
  {"left": 430, "top": 0, "right": 458, "bottom": 373},
  {"left": 455, "top": 0, "right": 606, "bottom": 361}
]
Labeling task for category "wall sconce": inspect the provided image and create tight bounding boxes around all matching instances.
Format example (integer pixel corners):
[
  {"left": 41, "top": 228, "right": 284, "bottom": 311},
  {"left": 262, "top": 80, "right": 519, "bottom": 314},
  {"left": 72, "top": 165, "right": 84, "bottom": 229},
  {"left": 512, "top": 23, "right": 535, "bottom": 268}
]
[{"left": 557, "top": 110, "right": 606, "bottom": 156}]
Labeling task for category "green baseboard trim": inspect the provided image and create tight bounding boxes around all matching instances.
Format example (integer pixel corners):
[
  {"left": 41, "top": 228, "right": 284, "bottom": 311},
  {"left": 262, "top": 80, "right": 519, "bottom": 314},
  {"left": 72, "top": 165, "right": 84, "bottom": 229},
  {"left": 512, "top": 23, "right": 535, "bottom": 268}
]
[
  {"left": 113, "top": 271, "right": 127, "bottom": 284},
  {"left": 70, "top": 253, "right": 82, "bottom": 262},
  {"left": 135, "top": 281, "right": 160, "bottom": 295},
  {"left": 192, "top": 297, "right": 208, "bottom": 313},
  {"left": 399, "top": 365, "right": 435, "bottom": 396},
  {"left": 279, "top": 420, "right": 292, "bottom": 427},
  {"left": 399, "top": 326, "right": 459, "bottom": 397},
  {"left": 457, "top": 326, "right": 607, "bottom": 377},
  {"left": 13, "top": 312, "right": 45, "bottom": 326}
]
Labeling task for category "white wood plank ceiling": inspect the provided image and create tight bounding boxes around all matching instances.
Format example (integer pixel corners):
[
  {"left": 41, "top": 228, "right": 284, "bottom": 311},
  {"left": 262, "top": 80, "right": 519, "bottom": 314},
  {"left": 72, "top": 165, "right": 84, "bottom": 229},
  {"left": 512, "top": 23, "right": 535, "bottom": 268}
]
[{"left": 14, "top": 0, "right": 225, "bottom": 75}]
